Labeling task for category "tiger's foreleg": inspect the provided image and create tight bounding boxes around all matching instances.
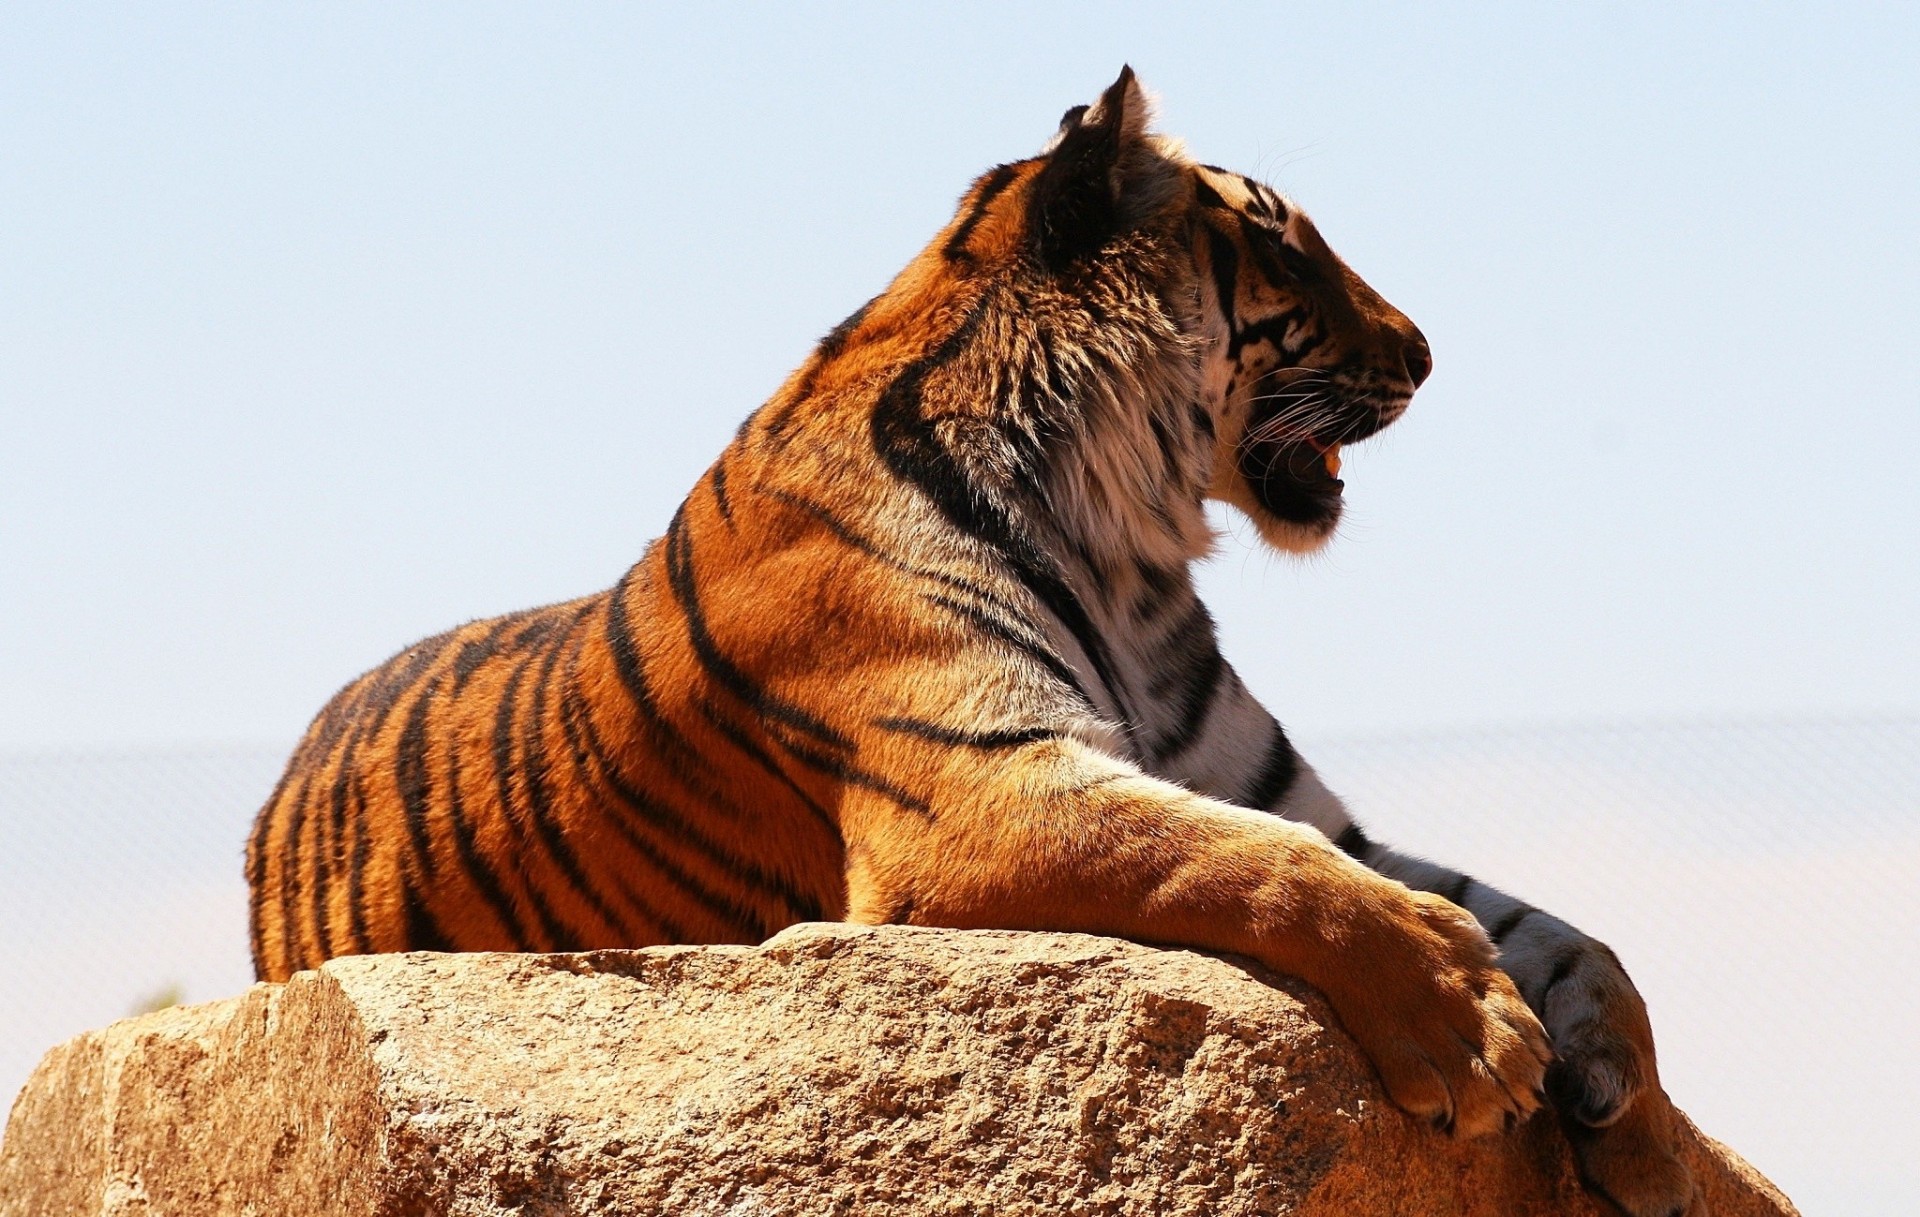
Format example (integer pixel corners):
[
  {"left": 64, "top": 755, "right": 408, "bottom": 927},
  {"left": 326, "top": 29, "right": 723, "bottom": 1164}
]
[
  {"left": 1138, "top": 654, "right": 1693, "bottom": 1214},
  {"left": 1352, "top": 839, "right": 1696, "bottom": 1217},
  {"left": 840, "top": 737, "right": 1551, "bottom": 1139}
]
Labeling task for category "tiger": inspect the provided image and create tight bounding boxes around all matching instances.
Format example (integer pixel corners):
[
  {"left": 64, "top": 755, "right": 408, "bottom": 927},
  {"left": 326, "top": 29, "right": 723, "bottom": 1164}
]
[{"left": 246, "top": 68, "right": 1694, "bottom": 1216}]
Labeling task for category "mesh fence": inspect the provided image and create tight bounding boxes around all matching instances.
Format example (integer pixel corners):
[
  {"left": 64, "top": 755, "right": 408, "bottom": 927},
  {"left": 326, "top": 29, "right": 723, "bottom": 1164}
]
[{"left": 2, "top": 717, "right": 1913, "bottom": 1211}]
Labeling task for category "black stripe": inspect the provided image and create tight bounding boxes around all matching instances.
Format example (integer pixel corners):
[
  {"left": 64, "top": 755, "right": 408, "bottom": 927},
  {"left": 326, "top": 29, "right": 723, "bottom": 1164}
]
[
  {"left": 1192, "top": 175, "right": 1229, "bottom": 211},
  {"left": 440, "top": 731, "right": 532, "bottom": 951},
  {"left": 310, "top": 758, "right": 348, "bottom": 963},
  {"left": 365, "top": 638, "right": 449, "bottom": 732},
  {"left": 273, "top": 767, "right": 318, "bottom": 973},
  {"left": 868, "top": 300, "right": 1128, "bottom": 707},
  {"left": 1488, "top": 905, "right": 1537, "bottom": 944},
  {"left": 944, "top": 162, "right": 1021, "bottom": 262},
  {"left": 1033, "top": 325, "right": 1073, "bottom": 402},
  {"left": 1541, "top": 944, "right": 1583, "bottom": 1001},
  {"left": 1149, "top": 669, "right": 1221, "bottom": 765},
  {"left": 603, "top": 568, "right": 674, "bottom": 729},
  {"left": 690, "top": 682, "right": 932, "bottom": 823},
  {"left": 400, "top": 872, "right": 456, "bottom": 952},
  {"left": 554, "top": 713, "right": 697, "bottom": 944},
  {"left": 1063, "top": 533, "right": 1111, "bottom": 590},
  {"left": 509, "top": 612, "right": 564, "bottom": 651},
  {"left": 488, "top": 651, "right": 586, "bottom": 949},
  {"left": 393, "top": 681, "right": 441, "bottom": 879},
  {"left": 294, "top": 674, "right": 365, "bottom": 768},
  {"left": 538, "top": 609, "right": 679, "bottom": 952},
  {"left": 1230, "top": 309, "right": 1313, "bottom": 363},
  {"left": 1131, "top": 562, "right": 1188, "bottom": 624},
  {"left": 694, "top": 702, "right": 847, "bottom": 848},
  {"left": 760, "top": 483, "right": 892, "bottom": 553},
  {"left": 517, "top": 627, "right": 638, "bottom": 942},
  {"left": 246, "top": 760, "right": 299, "bottom": 978},
  {"left": 761, "top": 486, "right": 1042, "bottom": 629},
  {"left": 555, "top": 687, "right": 749, "bottom": 940},
  {"left": 304, "top": 629, "right": 462, "bottom": 917},
  {"left": 817, "top": 297, "right": 875, "bottom": 359},
  {"left": 1236, "top": 175, "right": 1268, "bottom": 215},
  {"left": 663, "top": 505, "right": 853, "bottom": 750},
  {"left": 762, "top": 296, "right": 878, "bottom": 439},
  {"left": 1036, "top": 572, "right": 1128, "bottom": 708},
  {"left": 1438, "top": 872, "right": 1475, "bottom": 907},
  {"left": 343, "top": 772, "right": 373, "bottom": 956},
  {"left": 1204, "top": 222, "right": 1241, "bottom": 351},
  {"left": 1236, "top": 214, "right": 1287, "bottom": 286},
  {"left": 487, "top": 655, "right": 528, "bottom": 809},
  {"left": 871, "top": 716, "right": 1057, "bottom": 750},
  {"left": 920, "top": 591, "right": 1090, "bottom": 703},
  {"left": 1272, "top": 231, "right": 1327, "bottom": 287},
  {"left": 314, "top": 636, "right": 435, "bottom": 959},
  {"left": 770, "top": 726, "right": 934, "bottom": 819},
  {"left": 534, "top": 684, "right": 697, "bottom": 947},
  {"left": 1241, "top": 722, "right": 1300, "bottom": 811},
  {"left": 1145, "top": 603, "right": 1225, "bottom": 764},
  {"left": 1333, "top": 823, "right": 1372, "bottom": 860},
  {"left": 312, "top": 708, "right": 377, "bottom": 965},
  {"left": 304, "top": 621, "right": 444, "bottom": 770},
  {"left": 572, "top": 685, "right": 824, "bottom": 925},
  {"left": 599, "top": 572, "right": 787, "bottom": 825},
  {"left": 709, "top": 455, "right": 733, "bottom": 525},
  {"left": 1146, "top": 408, "right": 1181, "bottom": 483},
  {"left": 451, "top": 613, "right": 529, "bottom": 694}
]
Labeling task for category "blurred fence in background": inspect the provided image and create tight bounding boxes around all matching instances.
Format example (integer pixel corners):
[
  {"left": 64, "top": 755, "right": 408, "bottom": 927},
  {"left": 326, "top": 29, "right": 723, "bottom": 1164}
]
[{"left": 3, "top": 716, "right": 1914, "bottom": 1212}]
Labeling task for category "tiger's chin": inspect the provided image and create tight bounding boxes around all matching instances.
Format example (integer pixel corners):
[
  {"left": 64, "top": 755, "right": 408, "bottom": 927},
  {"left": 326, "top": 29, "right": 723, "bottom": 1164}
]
[
  {"left": 1243, "top": 503, "right": 1344, "bottom": 554},
  {"left": 1235, "top": 436, "right": 1346, "bottom": 554}
]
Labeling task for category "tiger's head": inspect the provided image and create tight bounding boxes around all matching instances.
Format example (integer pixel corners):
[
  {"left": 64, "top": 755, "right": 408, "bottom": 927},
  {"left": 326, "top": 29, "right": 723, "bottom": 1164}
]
[
  {"left": 937, "top": 67, "right": 1431, "bottom": 557},
  {"left": 1186, "top": 160, "right": 1431, "bottom": 552}
]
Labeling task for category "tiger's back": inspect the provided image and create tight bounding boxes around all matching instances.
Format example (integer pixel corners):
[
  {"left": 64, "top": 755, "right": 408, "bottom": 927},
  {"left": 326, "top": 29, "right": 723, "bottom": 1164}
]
[{"left": 245, "top": 549, "right": 857, "bottom": 980}]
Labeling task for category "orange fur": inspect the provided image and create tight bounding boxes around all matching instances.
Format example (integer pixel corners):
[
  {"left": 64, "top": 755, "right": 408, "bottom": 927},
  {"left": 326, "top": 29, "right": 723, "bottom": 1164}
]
[{"left": 248, "top": 69, "right": 1689, "bottom": 1213}]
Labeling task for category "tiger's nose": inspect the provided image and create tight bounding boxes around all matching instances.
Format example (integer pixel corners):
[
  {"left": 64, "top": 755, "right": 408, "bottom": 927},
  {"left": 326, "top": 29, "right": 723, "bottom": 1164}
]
[{"left": 1401, "top": 335, "right": 1433, "bottom": 388}]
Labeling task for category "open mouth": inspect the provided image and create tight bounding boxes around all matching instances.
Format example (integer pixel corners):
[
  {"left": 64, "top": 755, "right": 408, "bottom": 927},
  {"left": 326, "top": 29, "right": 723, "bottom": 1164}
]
[
  {"left": 1234, "top": 369, "right": 1406, "bottom": 531},
  {"left": 1238, "top": 434, "right": 1346, "bottom": 525}
]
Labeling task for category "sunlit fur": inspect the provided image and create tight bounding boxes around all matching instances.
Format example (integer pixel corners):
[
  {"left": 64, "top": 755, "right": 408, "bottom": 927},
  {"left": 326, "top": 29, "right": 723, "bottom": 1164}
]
[{"left": 247, "top": 70, "right": 1690, "bottom": 1216}]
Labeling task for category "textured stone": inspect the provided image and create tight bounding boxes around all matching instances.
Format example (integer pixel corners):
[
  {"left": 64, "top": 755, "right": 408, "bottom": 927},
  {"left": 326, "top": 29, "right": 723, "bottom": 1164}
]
[{"left": 1, "top": 923, "right": 1796, "bottom": 1216}]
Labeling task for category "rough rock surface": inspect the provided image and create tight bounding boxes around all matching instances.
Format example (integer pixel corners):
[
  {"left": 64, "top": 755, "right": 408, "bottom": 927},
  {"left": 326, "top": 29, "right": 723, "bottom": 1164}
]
[{"left": 2, "top": 923, "right": 1795, "bottom": 1216}]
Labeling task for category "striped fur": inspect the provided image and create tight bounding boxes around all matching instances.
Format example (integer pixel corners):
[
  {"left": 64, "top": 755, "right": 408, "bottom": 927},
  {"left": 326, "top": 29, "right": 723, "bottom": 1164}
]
[{"left": 247, "top": 70, "right": 1689, "bottom": 1215}]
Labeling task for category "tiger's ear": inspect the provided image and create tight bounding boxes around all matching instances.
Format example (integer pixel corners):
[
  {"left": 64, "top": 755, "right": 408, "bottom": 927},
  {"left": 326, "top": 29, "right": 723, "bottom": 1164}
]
[{"left": 1029, "top": 66, "right": 1155, "bottom": 272}]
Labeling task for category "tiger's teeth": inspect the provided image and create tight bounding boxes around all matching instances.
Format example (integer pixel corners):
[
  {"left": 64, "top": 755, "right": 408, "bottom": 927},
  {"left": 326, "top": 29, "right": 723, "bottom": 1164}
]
[{"left": 1323, "top": 445, "right": 1342, "bottom": 477}]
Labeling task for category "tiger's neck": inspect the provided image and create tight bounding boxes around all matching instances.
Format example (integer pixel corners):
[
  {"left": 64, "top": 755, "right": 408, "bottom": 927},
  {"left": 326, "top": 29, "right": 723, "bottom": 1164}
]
[{"left": 1001, "top": 318, "right": 1226, "bottom": 757}]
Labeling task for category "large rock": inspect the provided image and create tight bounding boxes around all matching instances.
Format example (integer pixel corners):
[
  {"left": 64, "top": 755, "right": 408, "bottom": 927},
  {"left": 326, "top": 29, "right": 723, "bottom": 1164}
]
[{"left": 1, "top": 923, "right": 1794, "bottom": 1216}]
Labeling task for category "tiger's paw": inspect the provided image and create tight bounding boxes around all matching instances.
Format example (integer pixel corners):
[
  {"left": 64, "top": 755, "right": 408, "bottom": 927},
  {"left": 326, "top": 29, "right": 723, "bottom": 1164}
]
[
  {"left": 1324, "top": 889, "right": 1553, "bottom": 1139},
  {"left": 1505, "top": 926, "right": 1695, "bottom": 1214},
  {"left": 1532, "top": 941, "right": 1657, "bottom": 1128},
  {"left": 1559, "top": 1084, "right": 1698, "bottom": 1217}
]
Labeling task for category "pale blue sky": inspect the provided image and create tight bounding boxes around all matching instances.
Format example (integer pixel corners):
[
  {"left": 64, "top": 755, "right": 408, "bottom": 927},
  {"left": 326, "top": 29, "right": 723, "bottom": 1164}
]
[{"left": 4, "top": 2, "right": 1916, "bottom": 748}]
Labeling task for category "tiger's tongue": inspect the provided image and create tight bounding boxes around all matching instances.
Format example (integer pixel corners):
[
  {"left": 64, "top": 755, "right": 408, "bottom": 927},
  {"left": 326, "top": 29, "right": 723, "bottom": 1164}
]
[{"left": 1322, "top": 444, "right": 1342, "bottom": 477}]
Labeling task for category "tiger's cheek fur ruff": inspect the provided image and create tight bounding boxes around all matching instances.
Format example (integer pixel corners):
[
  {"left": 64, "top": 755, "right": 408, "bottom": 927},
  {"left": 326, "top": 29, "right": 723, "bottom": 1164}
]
[{"left": 245, "top": 66, "right": 1690, "bottom": 1217}]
